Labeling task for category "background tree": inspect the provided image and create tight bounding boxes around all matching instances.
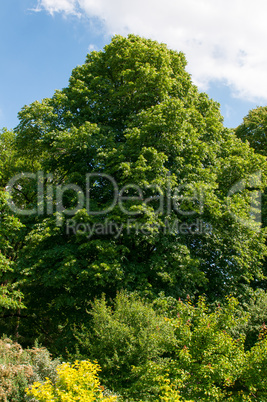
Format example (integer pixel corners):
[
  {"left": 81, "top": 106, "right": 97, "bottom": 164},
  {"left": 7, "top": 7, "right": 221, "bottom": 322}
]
[
  {"left": 235, "top": 106, "right": 267, "bottom": 156},
  {"left": 0, "top": 129, "right": 43, "bottom": 337},
  {"left": 0, "top": 190, "right": 25, "bottom": 331},
  {"left": 235, "top": 106, "right": 267, "bottom": 288}
]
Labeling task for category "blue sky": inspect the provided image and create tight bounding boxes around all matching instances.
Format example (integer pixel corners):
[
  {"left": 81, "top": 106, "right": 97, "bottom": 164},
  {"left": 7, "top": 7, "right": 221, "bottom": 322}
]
[{"left": 1, "top": 0, "right": 266, "bottom": 130}]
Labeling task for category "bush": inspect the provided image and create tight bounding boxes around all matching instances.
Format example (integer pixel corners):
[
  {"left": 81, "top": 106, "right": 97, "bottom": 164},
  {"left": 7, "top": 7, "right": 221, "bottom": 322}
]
[
  {"left": 26, "top": 360, "right": 118, "bottom": 402},
  {"left": 143, "top": 296, "right": 267, "bottom": 401},
  {"left": 0, "top": 337, "right": 60, "bottom": 402},
  {"left": 73, "top": 292, "right": 267, "bottom": 401},
  {"left": 74, "top": 291, "right": 176, "bottom": 393}
]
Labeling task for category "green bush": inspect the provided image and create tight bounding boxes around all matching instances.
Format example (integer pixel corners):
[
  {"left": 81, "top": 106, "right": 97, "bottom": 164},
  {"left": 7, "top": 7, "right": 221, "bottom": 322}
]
[
  {"left": 73, "top": 292, "right": 267, "bottom": 401},
  {"left": 73, "top": 291, "right": 176, "bottom": 393}
]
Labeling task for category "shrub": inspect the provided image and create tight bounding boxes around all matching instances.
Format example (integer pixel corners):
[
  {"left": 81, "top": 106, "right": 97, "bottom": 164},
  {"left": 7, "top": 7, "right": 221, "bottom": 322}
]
[
  {"left": 145, "top": 296, "right": 267, "bottom": 401},
  {"left": 73, "top": 292, "right": 267, "bottom": 401},
  {"left": 74, "top": 291, "right": 176, "bottom": 392},
  {"left": 0, "top": 337, "right": 60, "bottom": 402},
  {"left": 26, "top": 360, "right": 118, "bottom": 402}
]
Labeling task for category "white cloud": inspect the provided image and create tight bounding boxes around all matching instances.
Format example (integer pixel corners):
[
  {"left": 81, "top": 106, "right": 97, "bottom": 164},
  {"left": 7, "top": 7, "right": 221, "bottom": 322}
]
[
  {"left": 36, "top": 0, "right": 267, "bottom": 102},
  {"left": 88, "top": 43, "right": 98, "bottom": 52},
  {"left": 34, "top": 0, "right": 80, "bottom": 15}
]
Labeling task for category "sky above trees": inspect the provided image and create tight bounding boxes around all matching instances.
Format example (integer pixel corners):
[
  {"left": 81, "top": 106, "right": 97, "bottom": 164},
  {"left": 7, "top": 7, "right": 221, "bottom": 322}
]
[{"left": 0, "top": 0, "right": 266, "bottom": 129}]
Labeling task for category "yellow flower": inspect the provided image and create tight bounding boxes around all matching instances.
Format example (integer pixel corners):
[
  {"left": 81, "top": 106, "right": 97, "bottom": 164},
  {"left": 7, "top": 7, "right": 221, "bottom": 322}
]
[{"left": 26, "top": 360, "right": 117, "bottom": 402}]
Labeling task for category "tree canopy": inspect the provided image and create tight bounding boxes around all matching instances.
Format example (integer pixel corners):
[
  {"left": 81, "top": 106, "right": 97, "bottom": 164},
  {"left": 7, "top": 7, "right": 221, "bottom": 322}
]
[
  {"left": 1, "top": 35, "right": 267, "bottom": 352},
  {"left": 235, "top": 106, "right": 267, "bottom": 285},
  {"left": 235, "top": 106, "right": 267, "bottom": 156}
]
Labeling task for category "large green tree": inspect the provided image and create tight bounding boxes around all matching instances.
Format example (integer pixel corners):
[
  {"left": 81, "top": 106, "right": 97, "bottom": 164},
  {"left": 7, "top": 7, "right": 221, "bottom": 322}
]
[{"left": 3, "top": 35, "right": 267, "bottom": 348}]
